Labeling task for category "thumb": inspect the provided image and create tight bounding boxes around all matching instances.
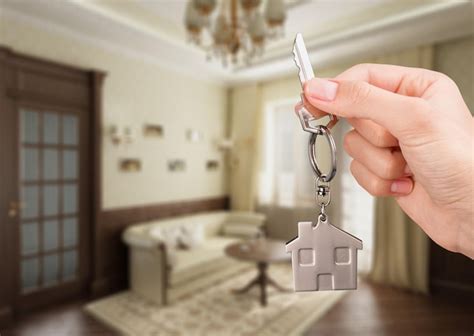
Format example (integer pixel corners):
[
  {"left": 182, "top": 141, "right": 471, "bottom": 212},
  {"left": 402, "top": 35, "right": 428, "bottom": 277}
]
[{"left": 304, "top": 78, "right": 430, "bottom": 139}]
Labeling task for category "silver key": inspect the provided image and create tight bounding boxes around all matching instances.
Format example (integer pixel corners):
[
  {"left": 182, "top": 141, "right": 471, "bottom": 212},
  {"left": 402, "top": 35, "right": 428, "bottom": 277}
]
[
  {"left": 293, "top": 32, "right": 314, "bottom": 87},
  {"left": 293, "top": 33, "right": 336, "bottom": 132}
]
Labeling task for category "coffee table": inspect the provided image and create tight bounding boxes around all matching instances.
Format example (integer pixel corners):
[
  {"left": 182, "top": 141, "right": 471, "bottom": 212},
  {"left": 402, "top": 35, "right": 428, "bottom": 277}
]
[{"left": 225, "top": 239, "right": 291, "bottom": 306}]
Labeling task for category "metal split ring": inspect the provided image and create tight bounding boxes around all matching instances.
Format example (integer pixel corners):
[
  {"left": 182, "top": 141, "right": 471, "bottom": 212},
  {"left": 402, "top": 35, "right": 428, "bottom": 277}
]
[{"left": 308, "top": 125, "right": 337, "bottom": 182}]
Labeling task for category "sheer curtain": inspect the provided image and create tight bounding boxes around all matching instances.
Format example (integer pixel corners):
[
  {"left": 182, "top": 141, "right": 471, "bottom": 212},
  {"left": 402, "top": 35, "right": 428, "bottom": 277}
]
[{"left": 258, "top": 100, "right": 315, "bottom": 208}]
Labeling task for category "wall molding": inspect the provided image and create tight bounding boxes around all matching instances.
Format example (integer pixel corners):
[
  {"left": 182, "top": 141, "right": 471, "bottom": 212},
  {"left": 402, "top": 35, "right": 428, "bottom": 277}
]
[{"left": 1, "top": 1, "right": 472, "bottom": 86}]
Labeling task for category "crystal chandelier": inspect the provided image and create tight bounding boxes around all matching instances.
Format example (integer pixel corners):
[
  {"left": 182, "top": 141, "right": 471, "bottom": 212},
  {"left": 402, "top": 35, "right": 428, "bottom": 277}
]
[{"left": 184, "top": 0, "right": 287, "bottom": 67}]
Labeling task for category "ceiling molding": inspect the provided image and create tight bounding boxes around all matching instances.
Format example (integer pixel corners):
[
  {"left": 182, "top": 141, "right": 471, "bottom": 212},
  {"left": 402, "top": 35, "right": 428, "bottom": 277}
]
[
  {"left": 0, "top": 0, "right": 228, "bottom": 86},
  {"left": 1, "top": 0, "right": 472, "bottom": 87}
]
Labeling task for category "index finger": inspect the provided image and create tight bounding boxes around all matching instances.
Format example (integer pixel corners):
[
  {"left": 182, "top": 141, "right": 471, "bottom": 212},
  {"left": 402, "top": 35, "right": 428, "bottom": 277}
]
[{"left": 334, "top": 63, "right": 441, "bottom": 97}]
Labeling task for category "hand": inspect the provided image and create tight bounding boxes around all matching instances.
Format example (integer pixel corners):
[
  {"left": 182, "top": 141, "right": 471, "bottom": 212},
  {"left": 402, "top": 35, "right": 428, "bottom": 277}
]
[{"left": 299, "top": 63, "right": 473, "bottom": 259}]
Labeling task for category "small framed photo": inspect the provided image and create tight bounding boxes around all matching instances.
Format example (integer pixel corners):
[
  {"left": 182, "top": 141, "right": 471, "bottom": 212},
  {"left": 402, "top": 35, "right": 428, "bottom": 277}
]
[
  {"left": 119, "top": 159, "right": 141, "bottom": 172},
  {"left": 143, "top": 124, "right": 164, "bottom": 138}
]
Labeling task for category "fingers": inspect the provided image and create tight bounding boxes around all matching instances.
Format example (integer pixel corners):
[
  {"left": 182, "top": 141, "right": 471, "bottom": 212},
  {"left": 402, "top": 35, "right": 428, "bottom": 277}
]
[
  {"left": 334, "top": 63, "right": 441, "bottom": 97},
  {"left": 294, "top": 98, "right": 326, "bottom": 119},
  {"left": 350, "top": 160, "right": 413, "bottom": 197},
  {"left": 296, "top": 100, "right": 398, "bottom": 148},
  {"left": 304, "top": 77, "right": 431, "bottom": 139},
  {"left": 344, "top": 130, "right": 408, "bottom": 180},
  {"left": 347, "top": 118, "right": 398, "bottom": 148}
]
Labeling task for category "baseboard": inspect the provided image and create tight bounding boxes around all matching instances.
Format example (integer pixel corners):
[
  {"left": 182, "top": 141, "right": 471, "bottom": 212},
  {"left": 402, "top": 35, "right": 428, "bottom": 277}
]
[
  {"left": 0, "top": 305, "right": 13, "bottom": 328},
  {"left": 430, "top": 279, "right": 474, "bottom": 299},
  {"left": 91, "top": 274, "right": 127, "bottom": 299}
]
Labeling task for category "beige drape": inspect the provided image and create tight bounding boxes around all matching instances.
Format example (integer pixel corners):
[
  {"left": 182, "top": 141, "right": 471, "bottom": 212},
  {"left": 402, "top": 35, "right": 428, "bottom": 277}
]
[
  {"left": 228, "top": 84, "right": 262, "bottom": 211},
  {"left": 369, "top": 198, "right": 429, "bottom": 292},
  {"left": 368, "top": 46, "right": 433, "bottom": 293}
]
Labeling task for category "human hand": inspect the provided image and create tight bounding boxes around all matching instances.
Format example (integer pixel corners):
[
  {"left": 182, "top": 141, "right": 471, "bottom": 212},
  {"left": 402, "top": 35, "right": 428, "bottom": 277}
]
[{"left": 298, "top": 63, "right": 473, "bottom": 259}]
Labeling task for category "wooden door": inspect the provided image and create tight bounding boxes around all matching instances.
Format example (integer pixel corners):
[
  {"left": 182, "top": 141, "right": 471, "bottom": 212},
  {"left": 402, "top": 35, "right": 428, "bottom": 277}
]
[{"left": 0, "top": 48, "right": 100, "bottom": 314}]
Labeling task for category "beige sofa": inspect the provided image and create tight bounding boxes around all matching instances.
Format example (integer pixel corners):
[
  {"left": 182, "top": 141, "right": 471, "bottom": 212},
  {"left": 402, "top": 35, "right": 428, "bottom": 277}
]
[{"left": 122, "top": 211, "right": 266, "bottom": 306}]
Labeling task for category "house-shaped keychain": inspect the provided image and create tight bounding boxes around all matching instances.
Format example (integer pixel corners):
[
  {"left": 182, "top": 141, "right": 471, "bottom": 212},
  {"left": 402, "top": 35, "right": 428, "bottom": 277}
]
[{"left": 286, "top": 217, "right": 362, "bottom": 291}]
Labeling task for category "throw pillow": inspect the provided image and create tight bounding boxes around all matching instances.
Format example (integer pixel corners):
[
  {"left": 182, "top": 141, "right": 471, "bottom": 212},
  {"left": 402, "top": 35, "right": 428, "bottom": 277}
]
[
  {"left": 179, "top": 223, "right": 204, "bottom": 249},
  {"left": 149, "top": 226, "right": 181, "bottom": 249}
]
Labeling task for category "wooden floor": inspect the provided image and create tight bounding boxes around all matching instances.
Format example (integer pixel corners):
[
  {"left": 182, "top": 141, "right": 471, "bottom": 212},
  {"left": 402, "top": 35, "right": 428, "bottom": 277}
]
[{"left": 1, "top": 281, "right": 473, "bottom": 336}]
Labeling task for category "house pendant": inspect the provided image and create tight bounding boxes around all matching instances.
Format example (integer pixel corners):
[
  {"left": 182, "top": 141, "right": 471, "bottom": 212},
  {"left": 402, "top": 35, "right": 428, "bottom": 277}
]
[{"left": 286, "top": 217, "right": 363, "bottom": 291}]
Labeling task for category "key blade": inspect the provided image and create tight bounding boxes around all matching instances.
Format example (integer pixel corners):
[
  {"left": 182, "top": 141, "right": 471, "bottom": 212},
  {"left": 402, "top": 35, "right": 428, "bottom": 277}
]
[{"left": 293, "top": 33, "right": 314, "bottom": 87}]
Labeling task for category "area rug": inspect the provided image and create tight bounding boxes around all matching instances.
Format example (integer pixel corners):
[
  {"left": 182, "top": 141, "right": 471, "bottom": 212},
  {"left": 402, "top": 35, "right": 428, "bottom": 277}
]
[{"left": 85, "top": 264, "right": 346, "bottom": 336}]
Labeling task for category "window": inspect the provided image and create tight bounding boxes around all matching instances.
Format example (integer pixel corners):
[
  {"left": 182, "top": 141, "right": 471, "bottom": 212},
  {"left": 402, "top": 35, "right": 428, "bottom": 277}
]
[
  {"left": 258, "top": 101, "right": 315, "bottom": 208},
  {"left": 298, "top": 248, "right": 315, "bottom": 266},
  {"left": 335, "top": 247, "right": 350, "bottom": 265}
]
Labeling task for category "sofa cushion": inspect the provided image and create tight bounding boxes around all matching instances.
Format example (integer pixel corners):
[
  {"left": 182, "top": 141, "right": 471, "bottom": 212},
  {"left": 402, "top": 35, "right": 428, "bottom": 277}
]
[
  {"left": 222, "top": 222, "right": 262, "bottom": 238},
  {"left": 169, "top": 237, "right": 240, "bottom": 287}
]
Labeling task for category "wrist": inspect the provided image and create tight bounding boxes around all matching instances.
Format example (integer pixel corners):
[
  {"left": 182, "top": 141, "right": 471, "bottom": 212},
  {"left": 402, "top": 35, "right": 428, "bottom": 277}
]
[{"left": 457, "top": 219, "right": 474, "bottom": 259}]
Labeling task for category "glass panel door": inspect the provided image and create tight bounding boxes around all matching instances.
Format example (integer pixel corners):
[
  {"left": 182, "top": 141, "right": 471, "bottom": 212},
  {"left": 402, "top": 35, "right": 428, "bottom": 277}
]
[{"left": 19, "top": 108, "right": 80, "bottom": 293}]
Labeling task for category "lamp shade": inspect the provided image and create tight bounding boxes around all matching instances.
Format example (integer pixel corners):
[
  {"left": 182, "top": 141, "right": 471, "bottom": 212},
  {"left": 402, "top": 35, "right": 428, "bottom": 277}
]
[
  {"left": 185, "top": 1, "right": 204, "bottom": 34},
  {"left": 264, "top": 0, "right": 286, "bottom": 26},
  {"left": 213, "top": 15, "right": 232, "bottom": 45},
  {"left": 248, "top": 12, "right": 265, "bottom": 44},
  {"left": 240, "top": 0, "right": 261, "bottom": 11},
  {"left": 193, "top": 0, "right": 217, "bottom": 15}
]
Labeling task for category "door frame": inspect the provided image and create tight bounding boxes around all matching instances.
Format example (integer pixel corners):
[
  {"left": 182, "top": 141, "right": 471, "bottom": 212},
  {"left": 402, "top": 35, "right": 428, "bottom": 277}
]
[{"left": 0, "top": 46, "right": 105, "bottom": 320}]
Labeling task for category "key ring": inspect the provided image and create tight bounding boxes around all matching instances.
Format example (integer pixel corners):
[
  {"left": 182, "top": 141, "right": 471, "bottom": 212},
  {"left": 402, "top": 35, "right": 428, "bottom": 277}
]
[{"left": 308, "top": 125, "right": 337, "bottom": 182}]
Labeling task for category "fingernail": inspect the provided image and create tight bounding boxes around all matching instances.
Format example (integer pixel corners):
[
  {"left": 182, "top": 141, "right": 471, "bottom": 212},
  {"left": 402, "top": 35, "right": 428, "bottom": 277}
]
[
  {"left": 391, "top": 179, "right": 413, "bottom": 194},
  {"left": 404, "top": 165, "right": 412, "bottom": 176},
  {"left": 305, "top": 78, "right": 338, "bottom": 101}
]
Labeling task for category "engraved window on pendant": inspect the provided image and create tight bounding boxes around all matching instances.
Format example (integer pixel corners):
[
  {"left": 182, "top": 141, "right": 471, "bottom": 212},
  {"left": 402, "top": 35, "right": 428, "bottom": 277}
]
[
  {"left": 335, "top": 247, "right": 351, "bottom": 265},
  {"left": 298, "top": 248, "right": 315, "bottom": 267}
]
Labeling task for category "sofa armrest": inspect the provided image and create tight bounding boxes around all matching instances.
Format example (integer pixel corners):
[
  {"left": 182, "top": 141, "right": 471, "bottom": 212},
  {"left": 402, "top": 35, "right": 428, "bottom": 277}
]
[
  {"left": 122, "top": 228, "right": 163, "bottom": 249},
  {"left": 127, "top": 238, "right": 169, "bottom": 306}
]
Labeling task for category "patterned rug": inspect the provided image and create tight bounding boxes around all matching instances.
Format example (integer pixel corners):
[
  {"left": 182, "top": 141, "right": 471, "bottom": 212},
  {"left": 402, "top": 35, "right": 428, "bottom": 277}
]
[{"left": 85, "top": 264, "right": 346, "bottom": 336}]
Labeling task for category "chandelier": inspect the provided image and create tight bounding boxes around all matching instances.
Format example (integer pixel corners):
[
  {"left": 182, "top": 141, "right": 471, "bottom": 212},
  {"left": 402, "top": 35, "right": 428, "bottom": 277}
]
[{"left": 184, "top": 0, "right": 287, "bottom": 67}]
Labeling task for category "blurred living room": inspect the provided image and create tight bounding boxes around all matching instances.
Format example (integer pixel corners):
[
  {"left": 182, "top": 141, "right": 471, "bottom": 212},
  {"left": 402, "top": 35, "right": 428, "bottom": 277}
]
[{"left": 0, "top": 0, "right": 473, "bottom": 335}]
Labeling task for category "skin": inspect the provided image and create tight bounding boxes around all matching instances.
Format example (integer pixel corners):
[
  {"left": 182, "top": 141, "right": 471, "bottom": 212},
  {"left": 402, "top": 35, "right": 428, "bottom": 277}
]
[{"left": 297, "top": 63, "right": 473, "bottom": 259}]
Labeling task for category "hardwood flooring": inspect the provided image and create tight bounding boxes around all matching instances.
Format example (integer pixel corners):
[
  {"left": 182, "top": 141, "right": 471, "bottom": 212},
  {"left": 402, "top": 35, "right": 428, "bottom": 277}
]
[
  {"left": 305, "top": 281, "right": 474, "bottom": 336},
  {"left": 1, "top": 281, "right": 473, "bottom": 336}
]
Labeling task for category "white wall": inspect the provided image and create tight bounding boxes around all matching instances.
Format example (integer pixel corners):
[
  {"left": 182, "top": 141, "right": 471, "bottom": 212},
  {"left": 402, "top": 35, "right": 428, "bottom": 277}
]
[{"left": 0, "top": 14, "right": 228, "bottom": 210}]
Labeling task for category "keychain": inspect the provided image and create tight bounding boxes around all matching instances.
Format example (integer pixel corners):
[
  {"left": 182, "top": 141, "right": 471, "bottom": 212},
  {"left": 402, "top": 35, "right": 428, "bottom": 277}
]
[{"left": 286, "top": 33, "right": 363, "bottom": 292}]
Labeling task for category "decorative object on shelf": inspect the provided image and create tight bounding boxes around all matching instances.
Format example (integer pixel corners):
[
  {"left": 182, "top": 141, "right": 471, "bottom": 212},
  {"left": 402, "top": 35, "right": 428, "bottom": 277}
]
[
  {"left": 186, "top": 129, "right": 204, "bottom": 142},
  {"left": 168, "top": 159, "right": 186, "bottom": 172},
  {"left": 119, "top": 159, "right": 141, "bottom": 172},
  {"left": 107, "top": 125, "right": 134, "bottom": 146},
  {"left": 184, "top": 0, "right": 287, "bottom": 67},
  {"left": 143, "top": 124, "right": 164, "bottom": 138},
  {"left": 216, "top": 137, "right": 234, "bottom": 151},
  {"left": 206, "top": 160, "right": 220, "bottom": 171}
]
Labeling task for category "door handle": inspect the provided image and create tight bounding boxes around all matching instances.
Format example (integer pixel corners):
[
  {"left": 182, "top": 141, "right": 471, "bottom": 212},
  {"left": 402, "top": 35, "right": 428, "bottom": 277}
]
[
  {"left": 8, "top": 208, "right": 17, "bottom": 218},
  {"left": 8, "top": 201, "right": 21, "bottom": 218}
]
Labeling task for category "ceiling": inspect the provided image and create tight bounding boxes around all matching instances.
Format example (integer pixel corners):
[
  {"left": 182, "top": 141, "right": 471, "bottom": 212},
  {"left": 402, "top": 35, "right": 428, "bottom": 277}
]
[{"left": 1, "top": 0, "right": 472, "bottom": 86}]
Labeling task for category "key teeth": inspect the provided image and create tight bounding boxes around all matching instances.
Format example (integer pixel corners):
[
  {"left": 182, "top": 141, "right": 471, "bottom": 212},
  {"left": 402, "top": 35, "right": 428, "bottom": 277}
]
[{"left": 293, "top": 46, "right": 303, "bottom": 82}]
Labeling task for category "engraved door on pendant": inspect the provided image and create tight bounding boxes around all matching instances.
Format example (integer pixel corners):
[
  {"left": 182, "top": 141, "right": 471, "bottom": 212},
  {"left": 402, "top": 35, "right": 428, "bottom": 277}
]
[{"left": 19, "top": 108, "right": 80, "bottom": 293}]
